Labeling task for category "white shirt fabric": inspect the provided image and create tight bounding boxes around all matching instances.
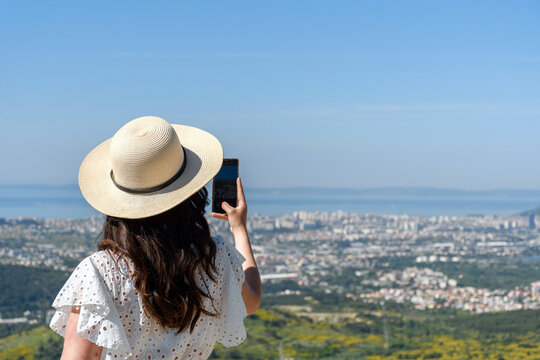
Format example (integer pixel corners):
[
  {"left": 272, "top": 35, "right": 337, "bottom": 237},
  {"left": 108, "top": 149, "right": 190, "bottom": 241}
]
[{"left": 49, "top": 236, "right": 247, "bottom": 360}]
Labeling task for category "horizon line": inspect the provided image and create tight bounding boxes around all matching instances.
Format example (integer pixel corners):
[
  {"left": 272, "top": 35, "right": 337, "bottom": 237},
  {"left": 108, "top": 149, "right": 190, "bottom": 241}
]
[{"left": 2, "top": 183, "right": 540, "bottom": 193}]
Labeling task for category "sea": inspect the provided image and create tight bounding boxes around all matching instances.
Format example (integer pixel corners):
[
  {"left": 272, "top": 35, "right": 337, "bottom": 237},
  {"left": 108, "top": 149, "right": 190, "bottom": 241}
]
[{"left": 1, "top": 185, "right": 540, "bottom": 219}]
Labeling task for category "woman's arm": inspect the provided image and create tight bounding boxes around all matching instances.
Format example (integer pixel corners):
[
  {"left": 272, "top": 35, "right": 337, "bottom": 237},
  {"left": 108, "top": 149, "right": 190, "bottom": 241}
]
[
  {"left": 231, "top": 225, "right": 262, "bottom": 315},
  {"left": 212, "top": 177, "right": 262, "bottom": 315},
  {"left": 60, "top": 306, "right": 103, "bottom": 360}
]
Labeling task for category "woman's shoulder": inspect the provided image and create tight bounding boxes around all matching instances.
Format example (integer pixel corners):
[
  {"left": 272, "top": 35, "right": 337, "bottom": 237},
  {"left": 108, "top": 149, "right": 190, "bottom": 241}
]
[
  {"left": 83, "top": 250, "right": 135, "bottom": 291},
  {"left": 212, "top": 236, "right": 231, "bottom": 261},
  {"left": 88, "top": 249, "right": 133, "bottom": 270},
  {"left": 212, "top": 235, "right": 226, "bottom": 247},
  {"left": 211, "top": 236, "right": 245, "bottom": 285},
  {"left": 212, "top": 236, "right": 245, "bottom": 262},
  {"left": 86, "top": 250, "right": 120, "bottom": 271}
]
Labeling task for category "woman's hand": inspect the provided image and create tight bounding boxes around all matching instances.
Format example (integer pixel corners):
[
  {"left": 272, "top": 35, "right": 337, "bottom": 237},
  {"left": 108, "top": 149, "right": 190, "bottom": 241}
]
[{"left": 211, "top": 177, "right": 247, "bottom": 231}]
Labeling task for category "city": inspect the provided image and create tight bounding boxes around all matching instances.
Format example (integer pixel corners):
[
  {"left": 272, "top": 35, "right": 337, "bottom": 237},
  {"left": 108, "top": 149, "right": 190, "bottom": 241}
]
[{"left": 1, "top": 209, "right": 539, "bottom": 323}]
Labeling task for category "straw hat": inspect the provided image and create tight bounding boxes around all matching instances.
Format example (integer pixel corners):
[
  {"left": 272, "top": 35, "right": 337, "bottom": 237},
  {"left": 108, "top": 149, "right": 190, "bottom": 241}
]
[{"left": 78, "top": 116, "right": 223, "bottom": 219}]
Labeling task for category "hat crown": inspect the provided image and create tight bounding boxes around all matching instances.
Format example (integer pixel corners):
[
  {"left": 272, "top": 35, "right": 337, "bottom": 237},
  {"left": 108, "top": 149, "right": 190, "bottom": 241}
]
[{"left": 109, "top": 116, "right": 184, "bottom": 190}]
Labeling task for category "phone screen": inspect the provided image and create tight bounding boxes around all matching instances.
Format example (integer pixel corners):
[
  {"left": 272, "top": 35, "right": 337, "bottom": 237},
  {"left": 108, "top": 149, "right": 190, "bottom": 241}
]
[{"left": 212, "top": 159, "right": 239, "bottom": 213}]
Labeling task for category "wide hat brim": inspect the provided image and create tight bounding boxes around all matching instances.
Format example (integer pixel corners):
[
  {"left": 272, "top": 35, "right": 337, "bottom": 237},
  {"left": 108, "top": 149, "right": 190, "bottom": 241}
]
[{"left": 78, "top": 124, "right": 223, "bottom": 219}]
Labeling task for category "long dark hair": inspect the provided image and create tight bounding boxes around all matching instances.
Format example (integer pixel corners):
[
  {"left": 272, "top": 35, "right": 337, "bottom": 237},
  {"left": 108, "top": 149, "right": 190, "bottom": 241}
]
[{"left": 98, "top": 187, "right": 218, "bottom": 333}]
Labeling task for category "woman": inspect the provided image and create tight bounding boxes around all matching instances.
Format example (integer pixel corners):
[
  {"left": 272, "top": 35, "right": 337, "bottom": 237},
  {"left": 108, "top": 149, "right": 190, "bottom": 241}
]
[{"left": 49, "top": 116, "right": 262, "bottom": 359}]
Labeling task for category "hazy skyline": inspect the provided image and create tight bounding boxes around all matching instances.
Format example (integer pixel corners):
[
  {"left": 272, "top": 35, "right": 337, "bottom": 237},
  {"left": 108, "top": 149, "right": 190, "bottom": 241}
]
[{"left": 1, "top": 1, "right": 539, "bottom": 189}]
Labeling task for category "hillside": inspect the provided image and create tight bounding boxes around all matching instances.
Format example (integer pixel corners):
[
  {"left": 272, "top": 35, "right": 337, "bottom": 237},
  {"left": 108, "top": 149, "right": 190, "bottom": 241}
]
[
  {"left": 0, "top": 265, "right": 69, "bottom": 318},
  {"left": 1, "top": 305, "right": 539, "bottom": 359}
]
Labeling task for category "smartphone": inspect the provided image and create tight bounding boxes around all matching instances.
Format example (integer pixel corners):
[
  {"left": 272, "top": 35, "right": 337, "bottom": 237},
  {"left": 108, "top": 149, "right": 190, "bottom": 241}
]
[{"left": 212, "top": 158, "right": 239, "bottom": 214}]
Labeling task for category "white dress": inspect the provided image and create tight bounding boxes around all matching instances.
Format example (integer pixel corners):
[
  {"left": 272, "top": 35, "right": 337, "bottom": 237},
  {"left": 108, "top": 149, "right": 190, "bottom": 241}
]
[{"left": 49, "top": 237, "right": 247, "bottom": 360}]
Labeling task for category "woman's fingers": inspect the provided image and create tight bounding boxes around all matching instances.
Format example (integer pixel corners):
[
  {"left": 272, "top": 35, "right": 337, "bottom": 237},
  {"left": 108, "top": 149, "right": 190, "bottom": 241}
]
[
  {"left": 211, "top": 212, "right": 228, "bottom": 220},
  {"left": 221, "top": 201, "right": 234, "bottom": 213},
  {"left": 237, "top": 177, "right": 246, "bottom": 206}
]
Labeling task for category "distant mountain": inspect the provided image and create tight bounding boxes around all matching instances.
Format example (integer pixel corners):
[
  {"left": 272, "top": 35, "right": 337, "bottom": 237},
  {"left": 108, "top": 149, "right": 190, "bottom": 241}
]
[{"left": 519, "top": 206, "right": 540, "bottom": 217}]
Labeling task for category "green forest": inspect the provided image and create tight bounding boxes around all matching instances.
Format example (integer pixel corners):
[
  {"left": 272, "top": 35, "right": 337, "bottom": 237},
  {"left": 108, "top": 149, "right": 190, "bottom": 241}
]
[{"left": 0, "top": 262, "right": 539, "bottom": 359}]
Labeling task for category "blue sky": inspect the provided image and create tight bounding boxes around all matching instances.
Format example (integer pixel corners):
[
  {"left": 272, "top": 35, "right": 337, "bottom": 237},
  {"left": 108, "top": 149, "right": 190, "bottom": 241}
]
[{"left": 1, "top": 1, "right": 539, "bottom": 189}]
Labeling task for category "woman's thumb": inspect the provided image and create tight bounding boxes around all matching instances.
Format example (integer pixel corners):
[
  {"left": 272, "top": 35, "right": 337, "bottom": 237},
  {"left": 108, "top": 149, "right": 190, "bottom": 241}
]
[{"left": 221, "top": 201, "right": 234, "bottom": 213}]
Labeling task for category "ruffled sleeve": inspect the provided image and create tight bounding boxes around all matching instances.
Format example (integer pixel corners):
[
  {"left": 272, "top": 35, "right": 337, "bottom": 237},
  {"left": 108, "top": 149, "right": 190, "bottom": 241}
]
[
  {"left": 49, "top": 256, "right": 132, "bottom": 357},
  {"left": 215, "top": 237, "right": 248, "bottom": 347}
]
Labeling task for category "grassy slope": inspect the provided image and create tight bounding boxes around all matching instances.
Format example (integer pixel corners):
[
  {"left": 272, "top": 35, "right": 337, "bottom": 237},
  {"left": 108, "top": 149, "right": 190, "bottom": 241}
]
[
  {"left": 2, "top": 307, "right": 539, "bottom": 360},
  {"left": 0, "top": 325, "right": 63, "bottom": 360}
]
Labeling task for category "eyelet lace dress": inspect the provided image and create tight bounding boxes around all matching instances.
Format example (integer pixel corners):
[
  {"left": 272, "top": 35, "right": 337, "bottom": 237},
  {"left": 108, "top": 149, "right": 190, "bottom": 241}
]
[{"left": 49, "top": 237, "right": 247, "bottom": 360}]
